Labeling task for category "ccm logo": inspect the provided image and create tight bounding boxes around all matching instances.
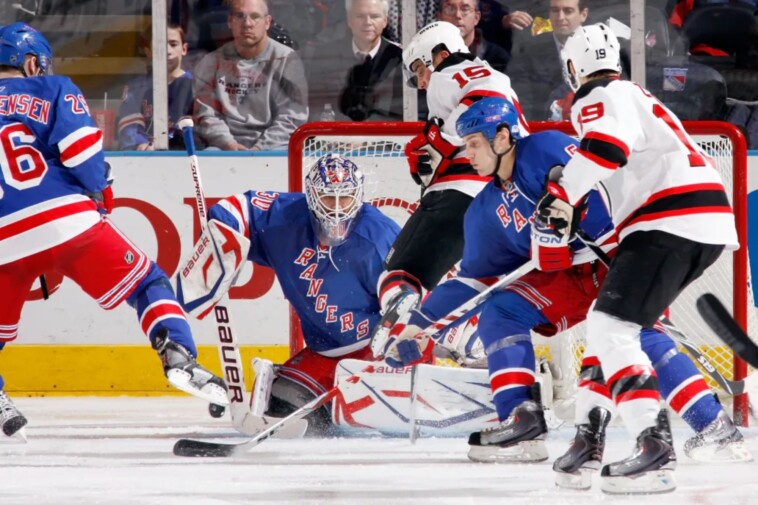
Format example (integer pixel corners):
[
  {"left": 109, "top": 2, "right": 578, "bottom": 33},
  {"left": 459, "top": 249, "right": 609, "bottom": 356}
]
[{"left": 181, "top": 236, "right": 211, "bottom": 278}]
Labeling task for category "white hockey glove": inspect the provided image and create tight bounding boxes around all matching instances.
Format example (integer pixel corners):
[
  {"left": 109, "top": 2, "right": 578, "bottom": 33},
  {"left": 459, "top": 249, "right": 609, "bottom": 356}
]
[
  {"left": 404, "top": 118, "right": 460, "bottom": 187},
  {"left": 176, "top": 219, "right": 251, "bottom": 319},
  {"left": 383, "top": 320, "right": 435, "bottom": 369}
]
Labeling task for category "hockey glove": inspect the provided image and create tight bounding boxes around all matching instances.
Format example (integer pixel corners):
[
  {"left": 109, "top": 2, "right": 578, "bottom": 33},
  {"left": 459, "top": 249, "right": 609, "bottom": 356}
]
[
  {"left": 404, "top": 117, "right": 460, "bottom": 187},
  {"left": 383, "top": 323, "right": 435, "bottom": 369},
  {"left": 532, "top": 182, "right": 580, "bottom": 271}
]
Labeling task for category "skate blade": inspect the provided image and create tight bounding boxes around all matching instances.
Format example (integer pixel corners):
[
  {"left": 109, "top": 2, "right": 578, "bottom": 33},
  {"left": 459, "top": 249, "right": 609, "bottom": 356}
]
[
  {"left": 468, "top": 440, "right": 548, "bottom": 463},
  {"left": 600, "top": 469, "right": 676, "bottom": 494},
  {"left": 686, "top": 441, "right": 753, "bottom": 463},
  {"left": 235, "top": 412, "right": 308, "bottom": 439},
  {"left": 167, "top": 369, "right": 230, "bottom": 406},
  {"left": 0, "top": 427, "right": 27, "bottom": 444},
  {"left": 554, "top": 463, "right": 599, "bottom": 490}
]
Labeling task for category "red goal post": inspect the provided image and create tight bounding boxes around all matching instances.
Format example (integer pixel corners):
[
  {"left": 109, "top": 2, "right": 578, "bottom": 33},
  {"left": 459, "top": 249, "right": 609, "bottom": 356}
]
[{"left": 287, "top": 120, "right": 752, "bottom": 426}]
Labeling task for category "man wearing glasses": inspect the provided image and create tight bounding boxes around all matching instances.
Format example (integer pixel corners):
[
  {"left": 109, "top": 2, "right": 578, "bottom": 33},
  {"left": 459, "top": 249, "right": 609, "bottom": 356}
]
[
  {"left": 193, "top": 0, "right": 308, "bottom": 150},
  {"left": 438, "top": 0, "right": 510, "bottom": 73}
]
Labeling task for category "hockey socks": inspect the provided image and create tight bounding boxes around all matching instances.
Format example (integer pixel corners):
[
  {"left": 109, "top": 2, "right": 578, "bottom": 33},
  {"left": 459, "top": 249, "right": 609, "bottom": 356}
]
[
  {"left": 486, "top": 338, "right": 536, "bottom": 420},
  {"left": 641, "top": 329, "right": 719, "bottom": 432},
  {"left": 129, "top": 263, "right": 197, "bottom": 355}
]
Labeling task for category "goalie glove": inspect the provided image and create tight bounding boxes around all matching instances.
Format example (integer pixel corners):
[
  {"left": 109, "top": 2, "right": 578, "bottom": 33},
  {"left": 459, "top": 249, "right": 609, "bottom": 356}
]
[{"left": 404, "top": 117, "right": 460, "bottom": 187}]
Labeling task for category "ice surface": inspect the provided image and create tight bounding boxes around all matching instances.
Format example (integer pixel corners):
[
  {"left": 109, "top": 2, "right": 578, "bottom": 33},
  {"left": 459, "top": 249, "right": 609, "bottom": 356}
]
[{"left": 2, "top": 397, "right": 758, "bottom": 505}]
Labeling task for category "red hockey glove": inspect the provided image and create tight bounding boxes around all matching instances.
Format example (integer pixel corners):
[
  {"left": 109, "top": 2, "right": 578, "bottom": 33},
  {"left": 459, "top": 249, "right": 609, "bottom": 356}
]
[
  {"left": 404, "top": 117, "right": 460, "bottom": 187},
  {"left": 99, "top": 186, "right": 114, "bottom": 214},
  {"left": 531, "top": 182, "right": 577, "bottom": 271}
]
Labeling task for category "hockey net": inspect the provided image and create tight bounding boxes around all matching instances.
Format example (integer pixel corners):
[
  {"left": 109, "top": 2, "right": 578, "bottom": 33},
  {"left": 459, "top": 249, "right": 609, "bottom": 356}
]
[{"left": 287, "top": 120, "right": 755, "bottom": 425}]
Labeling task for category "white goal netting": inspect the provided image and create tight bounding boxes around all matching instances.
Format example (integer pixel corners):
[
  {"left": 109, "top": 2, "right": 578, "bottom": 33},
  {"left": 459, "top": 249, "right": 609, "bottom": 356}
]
[{"left": 290, "top": 121, "right": 756, "bottom": 424}]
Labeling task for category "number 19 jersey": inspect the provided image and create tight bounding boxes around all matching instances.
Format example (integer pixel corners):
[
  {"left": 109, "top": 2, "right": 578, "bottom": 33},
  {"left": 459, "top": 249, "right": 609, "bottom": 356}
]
[
  {"left": 559, "top": 78, "right": 738, "bottom": 249},
  {"left": 0, "top": 75, "right": 107, "bottom": 264}
]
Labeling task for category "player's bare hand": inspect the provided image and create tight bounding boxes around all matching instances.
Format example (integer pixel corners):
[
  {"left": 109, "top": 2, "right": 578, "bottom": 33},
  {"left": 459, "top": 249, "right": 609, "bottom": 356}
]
[{"left": 503, "top": 11, "right": 533, "bottom": 30}]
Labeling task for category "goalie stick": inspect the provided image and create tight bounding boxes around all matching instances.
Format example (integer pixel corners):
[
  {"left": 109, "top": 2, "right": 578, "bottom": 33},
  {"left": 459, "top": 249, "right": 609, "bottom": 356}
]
[
  {"left": 698, "top": 293, "right": 758, "bottom": 370},
  {"left": 575, "top": 231, "right": 750, "bottom": 396},
  {"left": 177, "top": 119, "right": 251, "bottom": 425},
  {"left": 174, "top": 374, "right": 361, "bottom": 457}
]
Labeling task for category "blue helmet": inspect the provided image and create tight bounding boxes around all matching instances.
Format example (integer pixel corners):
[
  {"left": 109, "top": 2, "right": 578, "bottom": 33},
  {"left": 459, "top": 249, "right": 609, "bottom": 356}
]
[
  {"left": 0, "top": 22, "right": 53, "bottom": 75},
  {"left": 456, "top": 97, "right": 523, "bottom": 142},
  {"left": 304, "top": 154, "right": 365, "bottom": 247}
]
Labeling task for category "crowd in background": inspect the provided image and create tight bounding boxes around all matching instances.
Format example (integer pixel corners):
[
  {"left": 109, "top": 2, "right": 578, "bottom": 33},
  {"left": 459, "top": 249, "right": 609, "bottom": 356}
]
[{"left": 2, "top": 0, "right": 757, "bottom": 150}]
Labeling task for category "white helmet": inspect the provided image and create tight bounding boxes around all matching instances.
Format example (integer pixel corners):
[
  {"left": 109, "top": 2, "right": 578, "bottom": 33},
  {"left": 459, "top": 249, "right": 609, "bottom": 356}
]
[
  {"left": 402, "top": 21, "right": 469, "bottom": 86},
  {"left": 560, "top": 23, "right": 621, "bottom": 91}
]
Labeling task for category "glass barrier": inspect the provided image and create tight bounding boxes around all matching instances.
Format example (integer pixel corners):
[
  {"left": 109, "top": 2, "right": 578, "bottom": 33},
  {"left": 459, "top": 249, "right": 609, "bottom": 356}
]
[{"left": 6, "top": 0, "right": 755, "bottom": 151}]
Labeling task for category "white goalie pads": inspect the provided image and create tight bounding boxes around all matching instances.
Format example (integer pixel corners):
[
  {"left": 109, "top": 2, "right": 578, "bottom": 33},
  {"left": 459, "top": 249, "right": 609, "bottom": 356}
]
[
  {"left": 176, "top": 220, "right": 250, "bottom": 319},
  {"left": 332, "top": 359, "right": 499, "bottom": 436}
]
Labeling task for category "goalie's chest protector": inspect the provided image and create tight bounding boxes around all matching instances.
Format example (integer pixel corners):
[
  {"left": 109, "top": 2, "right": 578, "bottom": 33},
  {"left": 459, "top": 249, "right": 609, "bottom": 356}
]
[{"left": 250, "top": 197, "right": 392, "bottom": 351}]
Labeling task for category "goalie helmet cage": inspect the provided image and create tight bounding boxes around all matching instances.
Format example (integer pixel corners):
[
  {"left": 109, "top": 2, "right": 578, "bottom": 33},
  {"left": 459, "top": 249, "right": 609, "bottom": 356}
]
[{"left": 287, "top": 120, "right": 752, "bottom": 426}]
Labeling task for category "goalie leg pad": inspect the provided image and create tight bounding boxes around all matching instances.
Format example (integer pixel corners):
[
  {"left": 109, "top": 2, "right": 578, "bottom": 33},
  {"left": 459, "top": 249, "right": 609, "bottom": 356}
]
[
  {"left": 176, "top": 220, "right": 250, "bottom": 319},
  {"left": 250, "top": 357, "right": 275, "bottom": 417}
]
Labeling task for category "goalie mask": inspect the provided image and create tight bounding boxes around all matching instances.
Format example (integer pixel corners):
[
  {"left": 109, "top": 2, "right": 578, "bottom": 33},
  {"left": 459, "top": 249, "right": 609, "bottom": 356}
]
[
  {"left": 0, "top": 22, "right": 53, "bottom": 76},
  {"left": 304, "top": 154, "right": 365, "bottom": 247},
  {"left": 402, "top": 21, "right": 469, "bottom": 88},
  {"left": 561, "top": 23, "right": 621, "bottom": 91}
]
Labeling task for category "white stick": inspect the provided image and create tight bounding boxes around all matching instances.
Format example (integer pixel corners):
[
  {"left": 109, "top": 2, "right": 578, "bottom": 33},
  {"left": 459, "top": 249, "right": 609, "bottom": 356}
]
[{"left": 177, "top": 118, "right": 249, "bottom": 426}]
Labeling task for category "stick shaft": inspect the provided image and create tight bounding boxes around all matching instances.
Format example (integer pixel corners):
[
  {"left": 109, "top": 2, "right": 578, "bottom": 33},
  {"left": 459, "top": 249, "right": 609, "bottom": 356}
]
[{"left": 180, "top": 124, "right": 249, "bottom": 420}]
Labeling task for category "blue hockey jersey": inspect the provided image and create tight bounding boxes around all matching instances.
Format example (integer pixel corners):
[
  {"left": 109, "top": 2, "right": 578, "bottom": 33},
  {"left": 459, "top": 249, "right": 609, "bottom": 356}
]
[
  {"left": 0, "top": 75, "right": 107, "bottom": 265},
  {"left": 411, "top": 131, "right": 616, "bottom": 327},
  {"left": 117, "top": 71, "right": 194, "bottom": 149},
  {"left": 209, "top": 191, "right": 401, "bottom": 356}
]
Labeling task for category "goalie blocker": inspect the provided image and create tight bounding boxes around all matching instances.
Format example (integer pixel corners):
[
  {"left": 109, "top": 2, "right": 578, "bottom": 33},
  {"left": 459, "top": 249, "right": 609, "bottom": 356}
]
[{"left": 176, "top": 220, "right": 251, "bottom": 319}]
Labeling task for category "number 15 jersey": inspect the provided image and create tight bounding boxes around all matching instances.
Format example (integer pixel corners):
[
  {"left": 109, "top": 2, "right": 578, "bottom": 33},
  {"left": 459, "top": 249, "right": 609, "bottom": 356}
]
[
  {"left": 0, "top": 75, "right": 107, "bottom": 265},
  {"left": 558, "top": 77, "right": 738, "bottom": 249}
]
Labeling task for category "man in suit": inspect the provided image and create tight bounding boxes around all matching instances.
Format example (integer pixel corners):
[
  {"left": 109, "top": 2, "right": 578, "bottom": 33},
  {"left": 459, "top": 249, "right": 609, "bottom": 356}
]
[
  {"left": 438, "top": 0, "right": 510, "bottom": 73},
  {"left": 507, "top": 0, "right": 589, "bottom": 120},
  {"left": 304, "top": 0, "right": 403, "bottom": 121}
]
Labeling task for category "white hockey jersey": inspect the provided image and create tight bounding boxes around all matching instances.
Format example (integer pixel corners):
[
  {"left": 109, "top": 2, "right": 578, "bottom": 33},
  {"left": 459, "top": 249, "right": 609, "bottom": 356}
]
[
  {"left": 558, "top": 78, "right": 738, "bottom": 248},
  {"left": 425, "top": 54, "right": 528, "bottom": 197}
]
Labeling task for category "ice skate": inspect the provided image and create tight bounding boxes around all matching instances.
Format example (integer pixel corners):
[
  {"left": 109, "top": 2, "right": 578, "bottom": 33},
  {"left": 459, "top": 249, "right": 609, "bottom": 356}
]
[
  {"left": 600, "top": 410, "right": 677, "bottom": 494},
  {"left": 553, "top": 406, "right": 611, "bottom": 489},
  {"left": 369, "top": 288, "right": 420, "bottom": 357},
  {"left": 0, "top": 391, "right": 28, "bottom": 442},
  {"left": 153, "top": 329, "right": 229, "bottom": 406},
  {"left": 467, "top": 400, "right": 548, "bottom": 463},
  {"left": 684, "top": 409, "right": 752, "bottom": 462}
]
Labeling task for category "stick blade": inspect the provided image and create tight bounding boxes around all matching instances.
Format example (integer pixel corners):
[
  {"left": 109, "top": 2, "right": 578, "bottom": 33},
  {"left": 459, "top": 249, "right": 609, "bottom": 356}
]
[
  {"left": 173, "top": 438, "right": 241, "bottom": 457},
  {"left": 697, "top": 293, "right": 758, "bottom": 369}
]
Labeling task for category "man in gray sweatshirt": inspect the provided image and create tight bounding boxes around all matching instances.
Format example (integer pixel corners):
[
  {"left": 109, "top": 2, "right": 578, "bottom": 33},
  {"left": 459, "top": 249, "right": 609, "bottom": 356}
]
[{"left": 193, "top": 0, "right": 308, "bottom": 150}]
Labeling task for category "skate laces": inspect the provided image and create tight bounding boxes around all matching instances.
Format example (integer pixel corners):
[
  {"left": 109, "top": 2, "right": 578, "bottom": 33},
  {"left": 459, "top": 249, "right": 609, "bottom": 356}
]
[{"left": 0, "top": 392, "right": 19, "bottom": 421}]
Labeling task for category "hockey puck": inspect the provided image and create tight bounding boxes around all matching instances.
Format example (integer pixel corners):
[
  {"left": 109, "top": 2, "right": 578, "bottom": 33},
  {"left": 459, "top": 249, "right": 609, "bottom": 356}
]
[{"left": 208, "top": 403, "right": 226, "bottom": 418}]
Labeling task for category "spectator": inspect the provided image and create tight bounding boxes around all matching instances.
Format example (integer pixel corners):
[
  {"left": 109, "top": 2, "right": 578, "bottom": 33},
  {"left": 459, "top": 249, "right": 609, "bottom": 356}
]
[
  {"left": 117, "top": 24, "right": 194, "bottom": 151},
  {"left": 507, "top": 0, "right": 588, "bottom": 120},
  {"left": 304, "top": 0, "right": 403, "bottom": 122},
  {"left": 193, "top": 0, "right": 308, "bottom": 150},
  {"left": 438, "top": 0, "right": 510, "bottom": 73}
]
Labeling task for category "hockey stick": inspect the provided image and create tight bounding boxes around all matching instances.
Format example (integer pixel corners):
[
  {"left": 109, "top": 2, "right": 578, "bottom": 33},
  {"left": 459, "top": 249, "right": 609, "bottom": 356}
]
[
  {"left": 574, "top": 231, "right": 748, "bottom": 395},
  {"left": 174, "top": 375, "right": 356, "bottom": 457},
  {"left": 698, "top": 293, "right": 758, "bottom": 370},
  {"left": 421, "top": 260, "right": 536, "bottom": 341},
  {"left": 177, "top": 119, "right": 248, "bottom": 420}
]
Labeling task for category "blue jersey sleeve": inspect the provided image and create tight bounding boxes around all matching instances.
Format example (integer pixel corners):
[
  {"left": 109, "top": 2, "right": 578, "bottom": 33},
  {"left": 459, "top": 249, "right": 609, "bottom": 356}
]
[{"left": 47, "top": 77, "right": 108, "bottom": 193}]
